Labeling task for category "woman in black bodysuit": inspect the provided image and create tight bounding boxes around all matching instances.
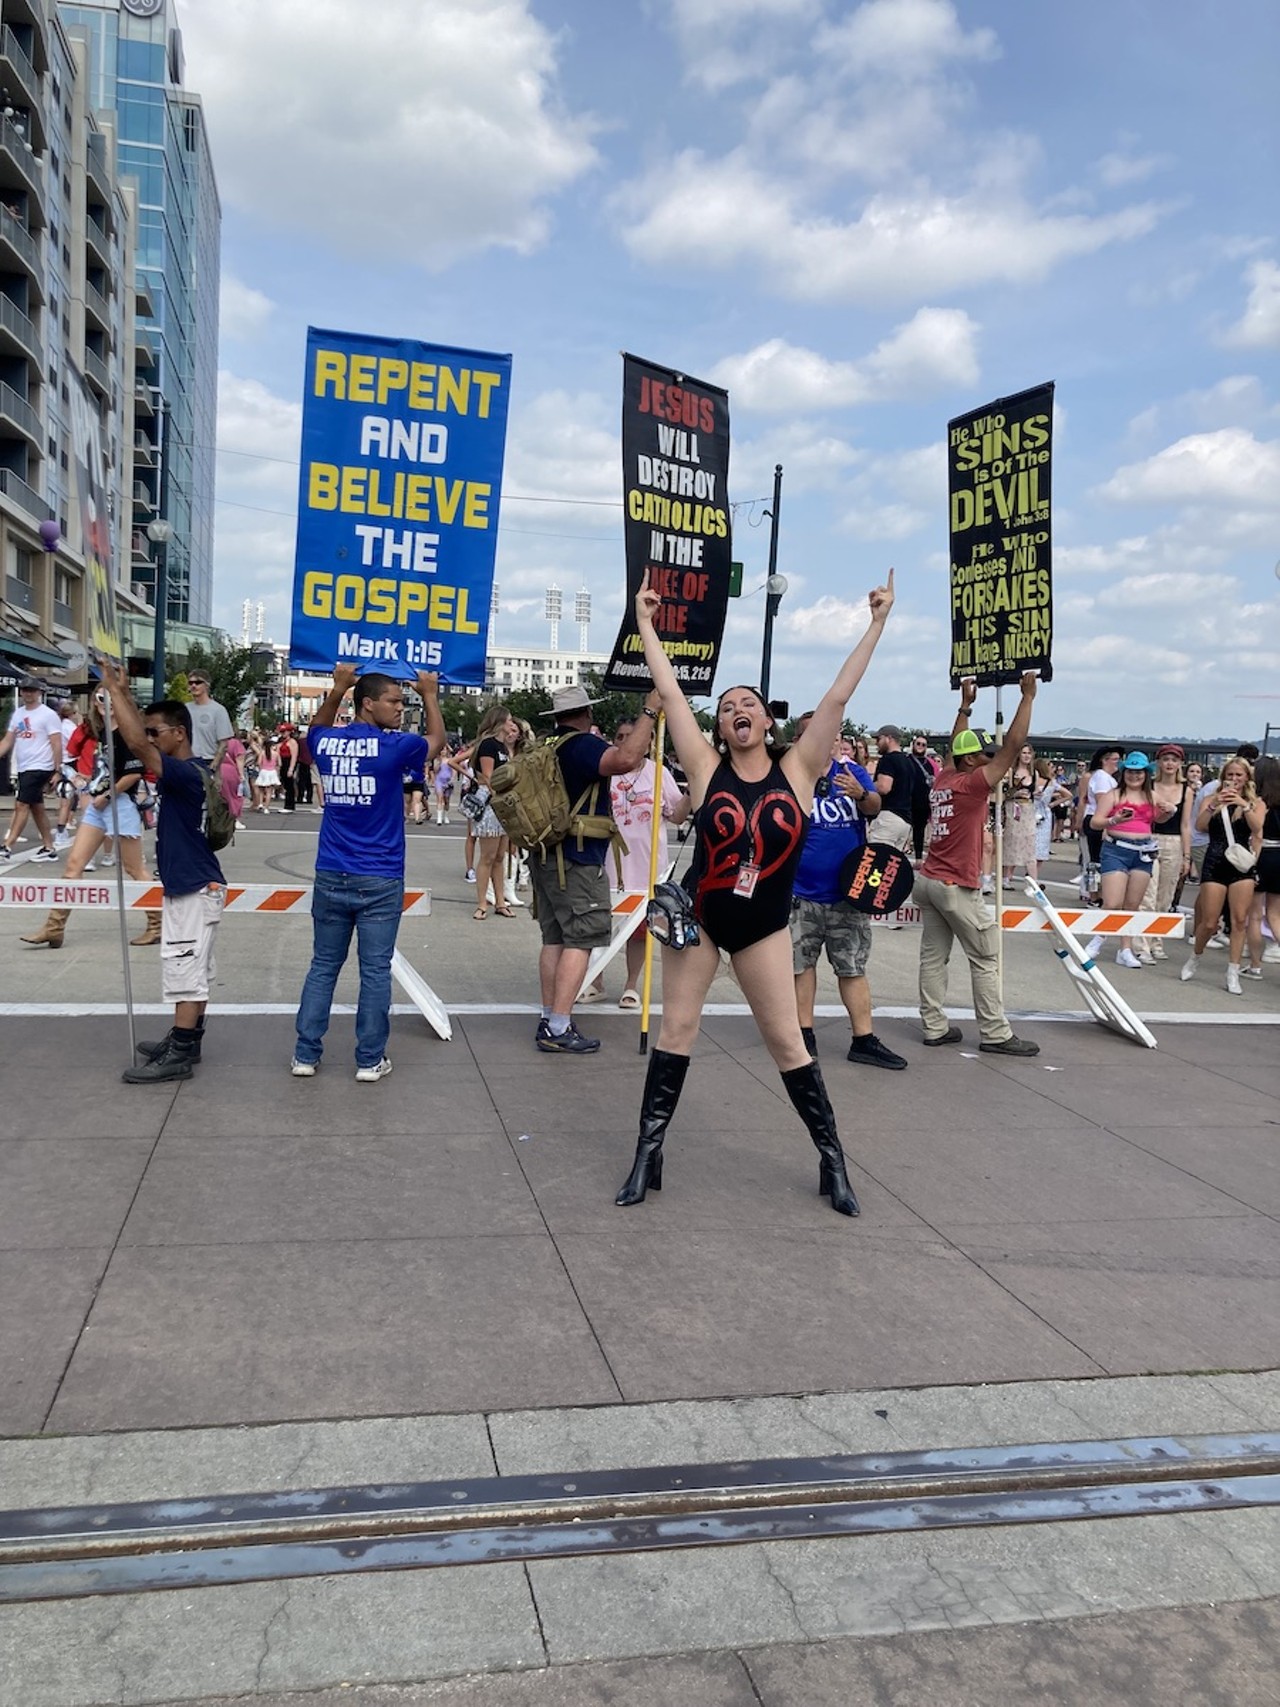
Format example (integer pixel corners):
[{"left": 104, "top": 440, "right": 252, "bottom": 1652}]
[{"left": 615, "top": 567, "right": 895, "bottom": 1216}]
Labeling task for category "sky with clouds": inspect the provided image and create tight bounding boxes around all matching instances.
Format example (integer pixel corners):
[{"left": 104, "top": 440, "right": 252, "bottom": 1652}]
[{"left": 185, "top": 0, "right": 1278, "bottom": 740}]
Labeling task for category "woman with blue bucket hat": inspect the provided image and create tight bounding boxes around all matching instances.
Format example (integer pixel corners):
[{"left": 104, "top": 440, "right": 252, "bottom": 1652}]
[{"left": 1086, "top": 751, "right": 1159, "bottom": 968}]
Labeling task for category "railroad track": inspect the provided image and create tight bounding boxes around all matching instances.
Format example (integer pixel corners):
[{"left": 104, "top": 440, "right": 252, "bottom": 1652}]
[{"left": 3, "top": 1432, "right": 1277, "bottom": 1604}]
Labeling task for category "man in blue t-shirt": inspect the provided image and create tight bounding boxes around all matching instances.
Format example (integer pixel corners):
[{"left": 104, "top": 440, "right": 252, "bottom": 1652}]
[
  {"left": 292, "top": 665, "right": 445, "bottom": 1082},
  {"left": 529, "top": 683, "right": 663, "bottom": 1054},
  {"left": 790, "top": 719, "right": 907, "bottom": 1071},
  {"left": 100, "top": 660, "right": 227, "bottom": 1084}
]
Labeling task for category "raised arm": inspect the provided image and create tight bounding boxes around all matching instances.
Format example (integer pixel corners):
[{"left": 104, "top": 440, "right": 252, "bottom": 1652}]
[
  {"left": 98, "top": 656, "right": 162, "bottom": 774},
  {"left": 634, "top": 570, "right": 718, "bottom": 797},
  {"left": 789, "top": 570, "right": 894, "bottom": 784},
  {"left": 980, "top": 673, "right": 1038, "bottom": 789},
  {"left": 416, "top": 673, "right": 446, "bottom": 762},
  {"left": 311, "top": 663, "right": 358, "bottom": 730}
]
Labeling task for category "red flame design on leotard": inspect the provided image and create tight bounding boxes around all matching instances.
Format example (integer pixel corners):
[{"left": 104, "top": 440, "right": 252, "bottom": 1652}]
[{"left": 698, "top": 787, "right": 806, "bottom": 897}]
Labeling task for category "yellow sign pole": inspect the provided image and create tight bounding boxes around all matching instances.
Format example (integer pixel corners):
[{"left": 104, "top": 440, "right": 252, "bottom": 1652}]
[{"left": 638, "top": 712, "right": 666, "bottom": 1056}]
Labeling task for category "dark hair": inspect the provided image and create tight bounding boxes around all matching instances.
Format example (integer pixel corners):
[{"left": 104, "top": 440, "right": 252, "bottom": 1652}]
[
  {"left": 353, "top": 672, "right": 398, "bottom": 717},
  {"left": 1254, "top": 756, "right": 1280, "bottom": 810},
  {"left": 1236, "top": 743, "right": 1260, "bottom": 762},
  {"left": 713, "top": 684, "right": 789, "bottom": 759},
  {"left": 146, "top": 699, "right": 192, "bottom": 740},
  {"left": 1087, "top": 746, "right": 1121, "bottom": 770}
]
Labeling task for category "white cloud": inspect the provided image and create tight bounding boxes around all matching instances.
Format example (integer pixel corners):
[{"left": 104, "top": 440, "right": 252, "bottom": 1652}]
[
  {"left": 1094, "top": 571, "right": 1238, "bottom": 608},
  {"left": 815, "top": 0, "right": 999, "bottom": 75},
  {"left": 713, "top": 307, "right": 978, "bottom": 411},
  {"left": 780, "top": 595, "right": 941, "bottom": 646},
  {"left": 1099, "top": 428, "right": 1280, "bottom": 507},
  {"left": 1096, "top": 150, "right": 1169, "bottom": 188},
  {"left": 665, "top": 0, "right": 824, "bottom": 90},
  {"left": 619, "top": 151, "right": 1162, "bottom": 303},
  {"left": 1219, "top": 259, "right": 1280, "bottom": 350},
  {"left": 219, "top": 275, "right": 274, "bottom": 342},
  {"left": 181, "top": 0, "right": 596, "bottom": 269}
]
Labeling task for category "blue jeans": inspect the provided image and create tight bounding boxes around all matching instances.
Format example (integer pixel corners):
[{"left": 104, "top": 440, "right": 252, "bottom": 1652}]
[{"left": 294, "top": 871, "right": 404, "bottom": 1067}]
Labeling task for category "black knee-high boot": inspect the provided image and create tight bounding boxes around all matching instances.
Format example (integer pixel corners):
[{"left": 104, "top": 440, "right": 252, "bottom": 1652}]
[
  {"left": 615, "top": 1049, "right": 690, "bottom": 1207},
  {"left": 780, "top": 1061, "right": 860, "bottom": 1217}
]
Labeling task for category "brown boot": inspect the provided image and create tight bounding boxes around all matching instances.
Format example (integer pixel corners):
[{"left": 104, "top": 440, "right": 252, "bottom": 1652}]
[
  {"left": 21, "top": 908, "right": 70, "bottom": 949},
  {"left": 130, "top": 910, "right": 163, "bottom": 946}
]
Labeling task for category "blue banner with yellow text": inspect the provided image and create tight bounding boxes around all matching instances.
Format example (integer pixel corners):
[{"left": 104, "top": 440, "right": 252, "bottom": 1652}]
[{"left": 289, "top": 328, "right": 511, "bottom": 682}]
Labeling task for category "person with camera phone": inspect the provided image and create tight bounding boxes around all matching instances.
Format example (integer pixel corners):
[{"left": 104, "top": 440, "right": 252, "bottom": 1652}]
[
  {"left": 614, "top": 565, "right": 894, "bottom": 1215},
  {"left": 1181, "top": 756, "right": 1263, "bottom": 994},
  {"left": 1086, "top": 751, "right": 1162, "bottom": 970}
]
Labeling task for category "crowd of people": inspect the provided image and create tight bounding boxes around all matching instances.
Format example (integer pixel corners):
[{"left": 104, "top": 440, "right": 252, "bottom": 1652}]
[{"left": 4, "top": 641, "right": 1277, "bottom": 1122}]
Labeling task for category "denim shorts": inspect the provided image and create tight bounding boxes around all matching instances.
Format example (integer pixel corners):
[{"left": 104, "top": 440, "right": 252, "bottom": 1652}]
[
  {"left": 1100, "top": 837, "right": 1156, "bottom": 876},
  {"left": 83, "top": 790, "right": 143, "bottom": 837}
]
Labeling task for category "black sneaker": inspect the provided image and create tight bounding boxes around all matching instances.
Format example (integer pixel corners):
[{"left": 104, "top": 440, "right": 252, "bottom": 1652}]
[
  {"left": 536, "top": 1021, "right": 601, "bottom": 1054},
  {"left": 847, "top": 1033, "right": 907, "bottom": 1070},
  {"left": 922, "top": 1025, "right": 963, "bottom": 1047},
  {"left": 0, "top": 845, "right": 9, "bottom": 860},
  {"left": 979, "top": 1035, "right": 1040, "bottom": 1057},
  {"left": 31, "top": 847, "right": 58, "bottom": 862}
]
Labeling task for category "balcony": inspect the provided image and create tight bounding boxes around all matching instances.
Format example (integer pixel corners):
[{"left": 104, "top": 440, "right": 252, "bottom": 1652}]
[
  {"left": 134, "top": 380, "right": 156, "bottom": 417},
  {"left": 133, "top": 328, "right": 156, "bottom": 369},
  {"left": 0, "top": 115, "right": 43, "bottom": 210},
  {"left": 82, "top": 344, "right": 110, "bottom": 399},
  {"left": 131, "top": 479, "right": 156, "bottom": 514},
  {"left": 0, "top": 465, "right": 43, "bottom": 519},
  {"left": 85, "top": 212, "right": 110, "bottom": 269},
  {"left": 4, "top": 572, "right": 35, "bottom": 612},
  {"left": 86, "top": 133, "right": 111, "bottom": 203},
  {"left": 0, "top": 30, "right": 43, "bottom": 150},
  {"left": 0, "top": 289, "right": 40, "bottom": 364},
  {"left": 53, "top": 597, "right": 72, "bottom": 627},
  {"left": 84, "top": 277, "right": 111, "bottom": 335},
  {"left": 0, "top": 379, "right": 39, "bottom": 442},
  {"left": 131, "top": 530, "right": 154, "bottom": 568},
  {"left": 133, "top": 432, "right": 156, "bottom": 466},
  {"left": 0, "top": 204, "right": 40, "bottom": 288}
]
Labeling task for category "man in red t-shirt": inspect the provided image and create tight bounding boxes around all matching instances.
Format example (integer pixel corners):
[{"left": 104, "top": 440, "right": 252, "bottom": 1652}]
[{"left": 917, "top": 672, "right": 1039, "bottom": 1055}]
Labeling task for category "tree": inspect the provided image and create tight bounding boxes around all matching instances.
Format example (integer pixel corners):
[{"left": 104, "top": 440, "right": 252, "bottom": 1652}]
[{"left": 169, "top": 641, "right": 270, "bottom": 726}]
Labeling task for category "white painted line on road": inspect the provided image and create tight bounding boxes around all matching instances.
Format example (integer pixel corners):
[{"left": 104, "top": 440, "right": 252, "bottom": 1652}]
[{"left": 0, "top": 1003, "right": 1276, "bottom": 1026}]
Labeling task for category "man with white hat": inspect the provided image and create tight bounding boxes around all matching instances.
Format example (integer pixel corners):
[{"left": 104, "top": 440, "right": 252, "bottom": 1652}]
[{"left": 530, "top": 684, "right": 662, "bottom": 1053}]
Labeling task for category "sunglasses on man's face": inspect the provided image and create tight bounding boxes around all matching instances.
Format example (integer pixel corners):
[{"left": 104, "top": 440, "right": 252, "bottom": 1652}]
[{"left": 144, "top": 726, "right": 172, "bottom": 740}]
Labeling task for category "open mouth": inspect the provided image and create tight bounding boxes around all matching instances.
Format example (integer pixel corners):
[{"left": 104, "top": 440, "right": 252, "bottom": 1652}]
[{"left": 733, "top": 716, "right": 752, "bottom": 738}]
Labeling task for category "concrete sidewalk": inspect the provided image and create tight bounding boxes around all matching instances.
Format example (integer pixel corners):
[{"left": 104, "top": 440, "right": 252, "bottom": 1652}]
[{"left": 2, "top": 841, "right": 1278, "bottom": 1703}]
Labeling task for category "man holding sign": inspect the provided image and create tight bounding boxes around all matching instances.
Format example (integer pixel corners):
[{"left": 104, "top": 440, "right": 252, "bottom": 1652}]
[
  {"left": 291, "top": 665, "right": 445, "bottom": 1081},
  {"left": 916, "top": 674, "right": 1040, "bottom": 1056}
]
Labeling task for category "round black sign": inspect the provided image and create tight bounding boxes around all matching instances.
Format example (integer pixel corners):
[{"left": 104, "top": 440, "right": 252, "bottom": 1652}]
[{"left": 838, "top": 842, "right": 915, "bottom": 915}]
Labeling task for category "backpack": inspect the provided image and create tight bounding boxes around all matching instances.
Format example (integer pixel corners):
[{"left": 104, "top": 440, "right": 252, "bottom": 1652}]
[
  {"left": 489, "top": 732, "right": 624, "bottom": 885},
  {"left": 198, "top": 759, "right": 236, "bottom": 851}
]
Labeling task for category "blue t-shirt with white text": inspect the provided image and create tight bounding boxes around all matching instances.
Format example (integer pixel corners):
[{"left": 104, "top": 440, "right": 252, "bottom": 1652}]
[
  {"left": 310, "top": 723, "right": 429, "bottom": 877},
  {"left": 793, "top": 761, "right": 876, "bottom": 903}
]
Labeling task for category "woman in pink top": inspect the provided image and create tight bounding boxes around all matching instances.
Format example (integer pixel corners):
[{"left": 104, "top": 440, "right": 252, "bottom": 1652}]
[
  {"left": 220, "top": 734, "right": 246, "bottom": 822},
  {"left": 1088, "top": 751, "right": 1158, "bottom": 968},
  {"left": 608, "top": 714, "right": 690, "bottom": 1007}
]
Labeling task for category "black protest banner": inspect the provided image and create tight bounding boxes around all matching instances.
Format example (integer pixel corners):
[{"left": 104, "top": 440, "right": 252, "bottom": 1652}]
[
  {"left": 948, "top": 382, "right": 1054, "bottom": 687},
  {"left": 602, "top": 354, "right": 731, "bottom": 696}
]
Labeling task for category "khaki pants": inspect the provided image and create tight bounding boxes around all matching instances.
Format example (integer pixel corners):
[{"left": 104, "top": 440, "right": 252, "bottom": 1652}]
[
  {"left": 1140, "top": 833, "right": 1183, "bottom": 913},
  {"left": 916, "top": 873, "right": 1012, "bottom": 1044},
  {"left": 875, "top": 810, "right": 913, "bottom": 852}
]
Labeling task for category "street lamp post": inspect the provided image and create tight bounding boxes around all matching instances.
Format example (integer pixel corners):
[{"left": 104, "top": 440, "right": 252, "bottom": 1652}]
[
  {"left": 146, "top": 517, "right": 173, "bottom": 699},
  {"left": 759, "top": 464, "right": 785, "bottom": 704}
]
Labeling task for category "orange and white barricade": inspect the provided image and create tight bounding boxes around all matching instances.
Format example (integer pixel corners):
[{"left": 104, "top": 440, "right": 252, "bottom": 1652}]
[{"left": 0, "top": 879, "right": 431, "bottom": 915}]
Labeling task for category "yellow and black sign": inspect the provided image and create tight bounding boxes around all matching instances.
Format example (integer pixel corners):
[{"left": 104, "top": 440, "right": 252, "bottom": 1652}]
[{"left": 948, "top": 382, "right": 1053, "bottom": 687}]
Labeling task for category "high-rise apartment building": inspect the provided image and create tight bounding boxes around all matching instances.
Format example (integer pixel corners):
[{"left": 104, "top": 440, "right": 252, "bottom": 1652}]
[{"left": 58, "top": 0, "right": 219, "bottom": 626}]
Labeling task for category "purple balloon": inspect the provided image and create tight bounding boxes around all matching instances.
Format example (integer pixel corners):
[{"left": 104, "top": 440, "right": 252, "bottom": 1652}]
[{"left": 38, "top": 519, "right": 61, "bottom": 550}]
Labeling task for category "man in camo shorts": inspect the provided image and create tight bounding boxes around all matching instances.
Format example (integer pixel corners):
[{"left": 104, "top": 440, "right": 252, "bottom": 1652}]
[{"left": 790, "top": 717, "right": 908, "bottom": 1070}]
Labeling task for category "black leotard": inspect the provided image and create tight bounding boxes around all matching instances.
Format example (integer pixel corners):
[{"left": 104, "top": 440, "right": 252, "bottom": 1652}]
[
  {"left": 691, "top": 758, "right": 808, "bottom": 954},
  {"left": 1151, "top": 784, "right": 1187, "bottom": 836}
]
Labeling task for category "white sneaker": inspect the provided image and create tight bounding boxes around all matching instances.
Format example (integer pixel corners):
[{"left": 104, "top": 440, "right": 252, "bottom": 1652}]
[
  {"left": 1150, "top": 942, "right": 1167, "bottom": 961},
  {"left": 100, "top": 853, "right": 116, "bottom": 867},
  {"left": 1207, "top": 932, "right": 1229, "bottom": 950},
  {"left": 1225, "top": 964, "right": 1242, "bottom": 996},
  {"left": 1263, "top": 944, "right": 1280, "bottom": 964},
  {"left": 355, "top": 1057, "right": 393, "bottom": 1082},
  {"left": 1180, "top": 954, "right": 1199, "bottom": 982},
  {"left": 53, "top": 832, "right": 72, "bottom": 850},
  {"left": 1115, "top": 948, "right": 1143, "bottom": 969},
  {"left": 465, "top": 869, "right": 476, "bottom": 883},
  {"left": 1084, "top": 936, "right": 1103, "bottom": 959},
  {"left": 290, "top": 1059, "right": 317, "bottom": 1077},
  {"left": 1135, "top": 945, "right": 1154, "bottom": 964}
]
